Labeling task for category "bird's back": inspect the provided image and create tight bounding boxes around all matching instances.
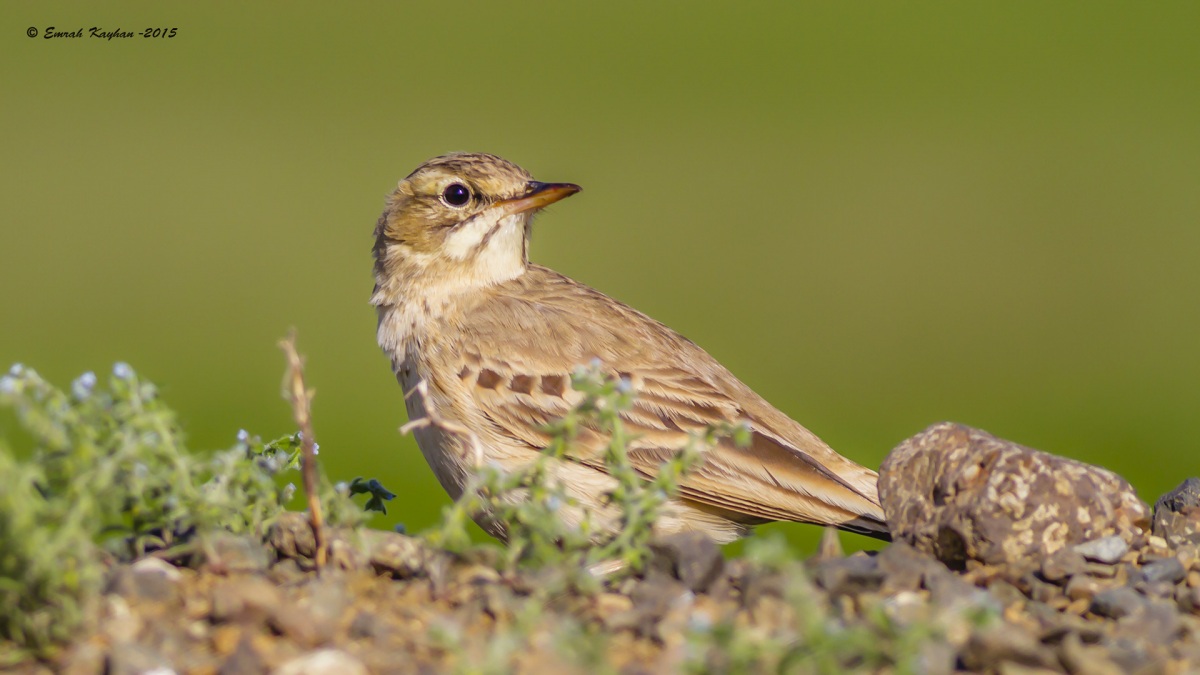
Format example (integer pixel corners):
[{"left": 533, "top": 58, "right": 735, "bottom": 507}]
[{"left": 430, "top": 264, "right": 889, "bottom": 539}]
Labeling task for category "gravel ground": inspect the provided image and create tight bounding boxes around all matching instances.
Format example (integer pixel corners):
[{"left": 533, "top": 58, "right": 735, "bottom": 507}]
[{"left": 11, "top": 426, "right": 1200, "bottom": 675}]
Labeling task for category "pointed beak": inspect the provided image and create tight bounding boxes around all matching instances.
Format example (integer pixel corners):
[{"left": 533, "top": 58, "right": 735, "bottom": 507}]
[{"left": 492, "top": 181, "right": 581, "bottom": 217}]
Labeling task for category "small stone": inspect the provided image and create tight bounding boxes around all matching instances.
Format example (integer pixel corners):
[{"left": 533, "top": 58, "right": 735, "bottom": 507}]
[
  {"left": 1146, "top": 535, "right": 1170, "bottom": 551},
  {"left": 60, "top": 642, "right": 106, "bottom": 675},
  {"left": 1114, "top": 601, "right": 1182, "bottom": 645},
  {"left": 1177, "top": 586, "right": 1200, "bottom": 615},
  {"left": 269, "top": 558, "right": 308, "bottom": 586},
  {"left": 1040, "top": 548, "right": 1087, "bottom": 583},
  {"left": 211, "top": 625, "right": 242, "bottom": 656},
  {"left": 987, "top": 580, "right": 1027, "bottom": 607},
  {"left": 648, "top": 532, "right": 725, "bottom": 593},
  {"left": 812, "top": 553, "right": 884, "bottom": 596},
  {"left": 1023, "top": 573, "right": 1062, "bottom": 604},
  {"left": 1065, "top": 597, "right": 1091, "bottom": 615},
  {"left": 107, "top": 644, "right": 174, "bottom": 675},
  {"left": 1059, "top": 633, "right": 1124, "bottom": 675},
  {"left": 198, "top": 534, "right": 271, "bottom": 574},
  {"left": 877, "top": 542, "right": 946, "bottom": 593},
  {"left": 1155, "top": 478, "right": 1200, "bottom": 513},
  {"left": 218, "top": 636, "right": 264, "bottom": 675},
  {"left": 1134, "top": 581, "right": 1175, "bottom": 599},
  {"left": 624, "top": 573, "right": 690, "bottom": 638},
  {"left": 347, "top": 611, "right": 385, "bottom": 640},
  {"left": 106, "top": 563, "right": 180, "bottom": 605},
  {"left": 1189, "top": 571, "right": 1200, "bottom": 588},
  {"left": 102, "top": 595, "right": 142, "bottom": 643},
  {"left": 1074, "top": 536, "right": 1129, "bottom": 565},
  {"left": 1089, "top": 586, "right": 1145, "bottom": 619},
  {"left": 1102, "top": 640, "right": 1162, "bottom": 674},
  {"left": 273, "top": 649, "right": 367, "bottom": 675},
  {"left": 960, "top": 623, "right": 1058, "bottom": 671},
  {"left": 1084, "top": 562, "right": 1119, "bottom": 578},
  {"left": 210, "top": 577, "right": 282, "bottom": 624},
  {"left": 270, "top": 592, "right": 341, "bottom": 649},
  {"left": 594, "top": 592, "right": 635, "bottom": 625},
  {"left": 366, "top": 529, "right": 429, "bottom": 578},
  {"left": 1065, "top": 575, "right": 1104, "bottom": 602}
]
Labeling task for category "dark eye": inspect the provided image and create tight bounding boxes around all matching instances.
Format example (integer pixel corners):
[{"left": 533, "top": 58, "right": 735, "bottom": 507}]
[{"left": 441, "top": 183, "right": 472, "bottom": 207}]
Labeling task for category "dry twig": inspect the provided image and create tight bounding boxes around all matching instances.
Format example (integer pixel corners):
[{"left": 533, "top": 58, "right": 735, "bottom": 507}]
[{"left": 279, "top": 331, "right": 327, "bottom": 570}]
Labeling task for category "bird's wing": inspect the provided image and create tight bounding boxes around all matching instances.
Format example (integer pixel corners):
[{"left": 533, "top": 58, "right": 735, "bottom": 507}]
[{"left": 442, "top": 266, "right": 888, "bottom": 537}]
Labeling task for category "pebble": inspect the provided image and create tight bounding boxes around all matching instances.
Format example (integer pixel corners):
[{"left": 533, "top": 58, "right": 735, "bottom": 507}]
[
  {"left": 218, "top": 636, "right": 265, "bottom": 675},
  {"left": 1074, "top": 536, "right": 1129, "bottom": 565},
  {"left": 102, "top": 595, "right": 143, "bottom": 643},
  {"left": 210, "top": 577, "right": 282, "bottom": 624},
  {"left": 812, "top": 553, "right": 884, "bottom": 596},
  {"left": 960, "top": 624, "right": 1058, "bottom": 671},
  {"left": 106, "top": 644, "right": 175, "bottom": 675},
  {"left": 1065, "top": 575, "right": 1104, "bottom": 602},
  {"left": 272, "top": 649, "right": 367, "bottom": 675},
  {"left": 1059, "top": 633, "right": 1124, "bottom": 675},
  {"left": 1040, "top": 548, "right": 1086, "bottom": 583},
  {"left": 199, "top": 534, "right": 270, "bottom": 573},
  {"left": 648, "top": 531, "right": 725, "bottom": 593},
  {"left": 1089, "top": 587, "right": 1145, "bottom": 619}
]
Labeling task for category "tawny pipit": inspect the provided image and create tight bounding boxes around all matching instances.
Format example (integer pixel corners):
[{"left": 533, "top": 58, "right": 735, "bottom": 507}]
[{"left": 372, "top": 153, "right": 889, "bottom": 543}]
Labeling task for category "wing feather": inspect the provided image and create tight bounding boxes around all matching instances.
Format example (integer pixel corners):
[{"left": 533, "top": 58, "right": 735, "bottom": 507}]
[{"left": 441, "top": 265, "right": 888, "bottom": 536}]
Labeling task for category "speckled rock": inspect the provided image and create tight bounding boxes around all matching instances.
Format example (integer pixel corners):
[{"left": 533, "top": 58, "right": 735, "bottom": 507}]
[
  {"left": 1153, "top": 478, "right": 1200, "bottom": 547},
  {"left": 879, "top": 422, "right": 1151, "bottom": 568}
]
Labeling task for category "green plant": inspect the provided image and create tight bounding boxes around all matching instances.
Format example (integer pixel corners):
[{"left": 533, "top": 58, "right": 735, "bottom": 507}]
[{"left": 0, "top": 363, "right": 374, "bottom": 659}]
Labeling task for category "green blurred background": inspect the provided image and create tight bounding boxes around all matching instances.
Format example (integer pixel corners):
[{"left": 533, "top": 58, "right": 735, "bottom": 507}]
[{"left": 3, "top": 2, "right": 1198, "bottom": 555}]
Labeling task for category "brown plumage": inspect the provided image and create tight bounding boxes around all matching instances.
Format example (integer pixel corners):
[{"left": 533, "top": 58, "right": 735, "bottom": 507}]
[{"left": 372, "top": 152, "right": 890, "bottom": 544}]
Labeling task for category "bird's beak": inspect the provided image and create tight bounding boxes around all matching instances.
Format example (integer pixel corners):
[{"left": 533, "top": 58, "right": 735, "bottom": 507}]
[{"left": 492, "top": 182, "right": 581, "bottom": 217}]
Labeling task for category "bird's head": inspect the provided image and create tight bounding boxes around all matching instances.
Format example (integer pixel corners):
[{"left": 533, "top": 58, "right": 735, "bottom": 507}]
[{"left": 372, "top": 153, "right": 580, "bottom": 295}]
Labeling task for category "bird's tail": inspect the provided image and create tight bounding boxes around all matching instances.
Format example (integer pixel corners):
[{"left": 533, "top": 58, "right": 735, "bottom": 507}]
[{"left": 835, "top": 513, "right": 892, "bottom": 541}]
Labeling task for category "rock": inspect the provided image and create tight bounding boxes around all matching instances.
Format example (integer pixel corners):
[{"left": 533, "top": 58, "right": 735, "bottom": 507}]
[
  {"left": 1065, "top": 575, "right": 1105, "bottom": 602},
  {"left": 812, "top": 553, "right": 884, "bottom": 596},
  {"left": 879, "top": 423, "right": 1150, "bottom": 569},
  {"left": 210, "top": 577, "right": 283, "bottom": 624},
  {"left": 620, "top": 573, "right": 691, "bottom": 638},
  {"left": 1115, "top": 601, "right": 1182, "bottom": 645},
  {"left": 876, "top": 542, "right": 946, "bottom": 593},
  {"left": 197, "top": 533, "right": 270, "bottom": 574},
  {"left": 1089, "top": 587, "right": 1145, "bottom": 619},
  {"left": 1153, "top": 478, "right": 1200, "bottom": 547},
  {"left": 648, "top": 532, "right": 725, "bottom": 593},
  {"left": 1058, "top": 633, "right": 1124, "bottom": 675},
  {"left": 60, "top": 641, "right": 107, "bottom": 675},
  {"left": 1040, "top": 548, "right": 1087, "bottom": 583},
  {"left": 106, "top": 559, "right": 182, "bottom": 604},
  {"left": 268, "top": 576, "right": 347, "bottom": 647},
  {"left": 101, "top": 595, "right": 143, "bottom": 643},
  {"left": 347, "top": 611, "right": 385, "bottom": 640},
  {"left": 366, "top": 529, "right": 431, "bottom": 579},
  {"left": 960, "top": 623, "right": 1058, "bottom": 671},
  {"left": 1178, "top": 585, "right": 1200, "bottom": 614},
  {"left": 269, "top": 512, "right": 366, "bottom": 570},
  {"left": 107, "top": 644, "right": 174, "bottom": 675},
  {"left": 273, "top": 649, "right": 367, "bottom": 675},
  {"left": 1074, "top": 536, "right": 1129, "bottom": 565},
  {"left": 218, "top": 636, "right": 265, "bottom": 675}
]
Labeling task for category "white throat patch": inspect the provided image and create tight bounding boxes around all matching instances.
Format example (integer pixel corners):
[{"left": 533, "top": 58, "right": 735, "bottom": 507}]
[{"left": 443, "top": 211, "right": 527, "bottom": 285}]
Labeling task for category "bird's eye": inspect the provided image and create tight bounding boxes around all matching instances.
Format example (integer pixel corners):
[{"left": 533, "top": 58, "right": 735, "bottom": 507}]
[{"left": 441, "top": 183, "right": 472, "bottom": 208}]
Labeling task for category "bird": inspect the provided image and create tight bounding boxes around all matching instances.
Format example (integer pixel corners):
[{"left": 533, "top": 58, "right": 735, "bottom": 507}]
[{"left": 371, "top": 152, "right": 890, "bottom": 546}]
